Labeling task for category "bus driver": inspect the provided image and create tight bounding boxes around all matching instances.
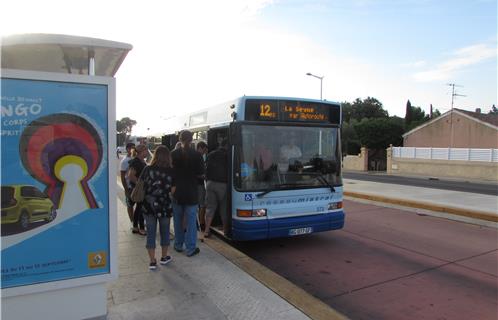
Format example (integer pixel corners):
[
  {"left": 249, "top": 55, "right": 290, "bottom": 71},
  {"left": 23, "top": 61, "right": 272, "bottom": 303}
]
[{"left": 279, "top": 132, "right": 302, "bottom": 171}]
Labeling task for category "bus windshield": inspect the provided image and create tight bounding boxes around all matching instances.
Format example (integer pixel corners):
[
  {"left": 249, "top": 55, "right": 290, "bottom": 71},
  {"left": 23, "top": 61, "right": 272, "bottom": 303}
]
[{"left": 235, "top": 124, "right": 342, "bottom": 191}]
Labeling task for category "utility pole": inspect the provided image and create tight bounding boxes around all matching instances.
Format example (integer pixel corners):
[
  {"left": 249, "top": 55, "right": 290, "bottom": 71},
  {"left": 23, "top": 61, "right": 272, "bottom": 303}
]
[{"left": 446, "top": 83, "right": 466, "bottom": 148}]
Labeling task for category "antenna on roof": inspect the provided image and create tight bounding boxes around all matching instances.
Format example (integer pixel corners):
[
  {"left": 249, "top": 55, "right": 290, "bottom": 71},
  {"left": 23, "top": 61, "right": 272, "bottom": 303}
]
[
  {"left": 446, "top": 83, "right": 466, "bottom": 148},
  {"left": 447, "top": 83, "right": 466, "bottom": 110}
]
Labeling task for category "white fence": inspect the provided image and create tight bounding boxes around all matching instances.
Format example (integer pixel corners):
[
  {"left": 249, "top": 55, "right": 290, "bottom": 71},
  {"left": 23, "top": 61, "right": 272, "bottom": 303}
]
[{"left": 392, "top": 147, "right": 498, "bottom": 162}]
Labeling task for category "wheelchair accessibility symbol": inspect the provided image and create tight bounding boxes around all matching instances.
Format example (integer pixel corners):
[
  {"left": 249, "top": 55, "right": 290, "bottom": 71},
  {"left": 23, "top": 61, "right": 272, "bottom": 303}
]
[{"left": 244, "top": 194, "right": 253, "bottom": 201}]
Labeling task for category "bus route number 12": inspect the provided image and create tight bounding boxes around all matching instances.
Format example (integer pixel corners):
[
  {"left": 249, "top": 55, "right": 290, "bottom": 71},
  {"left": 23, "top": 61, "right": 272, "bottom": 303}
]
[{"left": 259, "top": 104, "right": 276, "bottom": 119}]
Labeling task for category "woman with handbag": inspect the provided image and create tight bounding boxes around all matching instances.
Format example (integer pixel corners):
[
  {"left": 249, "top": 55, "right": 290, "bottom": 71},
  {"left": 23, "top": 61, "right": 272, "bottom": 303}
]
[
  {"left": 127, "top": 144, "right": 148, "bottom": 235},
  {"left": 138, "top": 145, "right": 176, "bottom": 270}
]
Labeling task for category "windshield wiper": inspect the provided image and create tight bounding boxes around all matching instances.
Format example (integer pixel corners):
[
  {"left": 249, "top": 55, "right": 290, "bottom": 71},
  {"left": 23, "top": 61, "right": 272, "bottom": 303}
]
[
  {"left": 256, "top": 189, "right": 273, "bottom": 198},
  {"left": 311, "top": 173, "right": 335, "bottom": 193},
  {"left": 256, "top": 176, "right": 335, "bottom": 197},
  {"left": 256, "top": 183, "right": 299, "bottom": 198},
  {"left": 285, "top": 171, "right": 336, "bottom": 193}
]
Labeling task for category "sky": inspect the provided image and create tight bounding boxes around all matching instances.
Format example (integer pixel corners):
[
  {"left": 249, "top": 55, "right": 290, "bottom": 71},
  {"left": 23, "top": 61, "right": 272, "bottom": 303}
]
[{"left": 1, "top": 0, "right": 496, "bottom": 136}]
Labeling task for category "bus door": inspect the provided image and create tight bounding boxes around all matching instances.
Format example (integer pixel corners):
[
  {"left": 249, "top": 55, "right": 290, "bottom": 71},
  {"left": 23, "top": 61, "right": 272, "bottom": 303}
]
[
  {"left": 206, "top": 128, "right": 231, "bottom": 236},
  {"left": 161, "top": 134, "right": 178, "bottom": 150},
  {"left": 206, "top": 129, "right": 228, "bottom": 152}
]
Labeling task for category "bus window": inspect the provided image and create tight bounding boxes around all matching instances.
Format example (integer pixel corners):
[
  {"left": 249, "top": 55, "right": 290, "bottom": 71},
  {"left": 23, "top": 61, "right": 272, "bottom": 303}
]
[{"left": 235, "top": 124, "right": 341, "bottom": 191}]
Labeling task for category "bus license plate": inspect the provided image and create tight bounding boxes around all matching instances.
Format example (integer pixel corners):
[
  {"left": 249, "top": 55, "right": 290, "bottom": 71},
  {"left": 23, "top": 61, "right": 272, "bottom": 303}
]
[{"left": 289, "top": 227, "right": 313, "bottom": 236}]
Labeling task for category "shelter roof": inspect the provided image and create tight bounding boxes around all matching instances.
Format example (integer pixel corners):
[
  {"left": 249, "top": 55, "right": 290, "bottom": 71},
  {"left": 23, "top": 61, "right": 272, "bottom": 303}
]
[{"left": 1, "top": 33, "right": 132, "bottom": 77}]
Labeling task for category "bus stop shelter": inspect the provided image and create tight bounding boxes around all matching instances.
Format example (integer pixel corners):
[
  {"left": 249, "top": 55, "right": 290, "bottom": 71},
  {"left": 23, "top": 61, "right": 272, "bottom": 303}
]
[{"left": 1, "top": 33, "right": 132, "bottom": 320}]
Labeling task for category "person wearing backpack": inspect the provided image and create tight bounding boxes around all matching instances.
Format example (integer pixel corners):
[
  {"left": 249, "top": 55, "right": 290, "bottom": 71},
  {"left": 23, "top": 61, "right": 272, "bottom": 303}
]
[{"left": 204, "top": 138, "right": 228, "bottom": 238}]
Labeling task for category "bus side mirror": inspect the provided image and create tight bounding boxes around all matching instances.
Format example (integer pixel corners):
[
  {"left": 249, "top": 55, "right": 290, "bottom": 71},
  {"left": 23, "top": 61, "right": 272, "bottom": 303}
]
[
  {"left": 322, "top": 160, "right": 338, "bottom": 174},
  {"left": 311, "top": 157, "right": 337, "bottom": 174}
]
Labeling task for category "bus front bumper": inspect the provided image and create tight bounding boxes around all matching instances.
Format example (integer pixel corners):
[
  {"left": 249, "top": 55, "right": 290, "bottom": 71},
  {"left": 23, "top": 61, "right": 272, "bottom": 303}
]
[{"left": 232, "top": 210, "right": 344, "bottom": 241}]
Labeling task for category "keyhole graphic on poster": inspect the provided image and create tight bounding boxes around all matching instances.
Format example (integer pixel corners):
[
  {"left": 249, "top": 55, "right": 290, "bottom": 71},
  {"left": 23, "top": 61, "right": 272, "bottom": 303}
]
[
  {"left": 19, "top": 113, "right": 103, "bottom": 213},
  {"left": 54, "top": 155, "right": 90, "bottom": 213}
]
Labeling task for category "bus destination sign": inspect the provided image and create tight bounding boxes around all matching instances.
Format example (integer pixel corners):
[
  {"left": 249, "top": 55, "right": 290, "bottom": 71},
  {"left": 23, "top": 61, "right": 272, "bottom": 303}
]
[
  {"left": 280, "top": 104, "right": 327, "bottom": 122},
  {"left": 245, "top": 99, "right": 340, "bottom": 124}
]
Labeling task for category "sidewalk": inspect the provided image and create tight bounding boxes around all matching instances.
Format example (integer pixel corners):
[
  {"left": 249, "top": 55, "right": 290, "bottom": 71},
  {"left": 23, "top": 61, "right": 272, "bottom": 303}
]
[
  {"left": 106, "top": 195, "right": 317, "bottom": 320},
  {"left": 343, "top": 178, "right": 498, "bottom": 227}
]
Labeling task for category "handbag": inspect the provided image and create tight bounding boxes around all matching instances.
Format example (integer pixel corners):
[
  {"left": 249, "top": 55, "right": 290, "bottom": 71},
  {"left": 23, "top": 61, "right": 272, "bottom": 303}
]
[
  {"left": 130, "top": 178, "right": 145, "bottom": 203},
  {"left": 130, "top": 166, "right": 147, "bottom": 203}
]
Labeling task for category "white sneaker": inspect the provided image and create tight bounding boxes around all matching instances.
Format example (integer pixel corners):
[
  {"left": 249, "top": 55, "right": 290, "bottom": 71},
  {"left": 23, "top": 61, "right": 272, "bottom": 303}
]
[
  {"left": 149, "top": 261, "right": 158, "bottom": 270},
  {"left": 160, "top": 256, "right": 172, "bottom": 265}
]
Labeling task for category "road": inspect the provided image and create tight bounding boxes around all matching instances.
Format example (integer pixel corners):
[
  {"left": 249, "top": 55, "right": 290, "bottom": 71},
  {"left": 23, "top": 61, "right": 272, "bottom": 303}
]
[
  {"left": 234, "top": 199, "right": 498, "bottom": 320},
  {"left": 343, "top": 171, "right": 498, "bottom": 196}
]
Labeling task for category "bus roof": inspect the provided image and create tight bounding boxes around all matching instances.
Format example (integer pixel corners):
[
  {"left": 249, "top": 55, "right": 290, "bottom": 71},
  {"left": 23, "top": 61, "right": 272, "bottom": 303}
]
[
  {"left": 239, "top": 96, "right": 340, "bottom": 105},
  {"left": 159, "top": 96, "right": 341, "bottom": 135}
]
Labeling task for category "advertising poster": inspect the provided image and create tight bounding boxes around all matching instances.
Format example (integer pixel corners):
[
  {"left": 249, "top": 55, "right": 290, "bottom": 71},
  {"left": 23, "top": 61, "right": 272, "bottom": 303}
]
[{"left": 1, "top": 77, "right": 110, "bottom": 289}]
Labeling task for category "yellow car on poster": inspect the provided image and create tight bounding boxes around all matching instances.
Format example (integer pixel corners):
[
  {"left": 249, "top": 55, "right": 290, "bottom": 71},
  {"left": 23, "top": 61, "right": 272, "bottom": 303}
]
[{"left": 1, "top": 185, "right": 57, "bottom": 230}]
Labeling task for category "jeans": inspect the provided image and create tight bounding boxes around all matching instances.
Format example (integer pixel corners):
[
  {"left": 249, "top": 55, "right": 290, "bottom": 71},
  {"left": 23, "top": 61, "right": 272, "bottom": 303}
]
[
  {"left": 172, "top": 203, "right": 198, "bottom": 255},
  {"left": 144, "top": 214, "right": 171, "bottom": 249}
]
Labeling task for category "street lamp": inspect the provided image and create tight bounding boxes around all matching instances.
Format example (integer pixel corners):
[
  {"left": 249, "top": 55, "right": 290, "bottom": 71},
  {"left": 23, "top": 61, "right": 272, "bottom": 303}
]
[{"left": 306, "top": 72, "right": 324, "bottom": 100}]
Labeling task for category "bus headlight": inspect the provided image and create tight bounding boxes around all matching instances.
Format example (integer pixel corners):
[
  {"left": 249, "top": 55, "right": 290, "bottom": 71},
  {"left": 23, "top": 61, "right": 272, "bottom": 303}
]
[
  {"left": 253, "top": 208, "right": 267, "bottom": 217},
  {"left": 237, "top": 209, "right": 267, "bottom": 217},
  {"left": 328, "top": 201, "right": 343, "bottom": 210}
]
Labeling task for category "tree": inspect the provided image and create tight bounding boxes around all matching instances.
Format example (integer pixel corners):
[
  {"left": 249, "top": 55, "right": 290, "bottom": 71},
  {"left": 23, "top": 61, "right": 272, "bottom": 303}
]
[
  {"left": 341, "top": 101, "right": 353, "bottom": 123},
  {"left": 349, "top": 97, "right": 388, "bottom": 121},
  {"left": 404, "top": 102, "right": 441, "bottom": 132},
  {"left": 340, "top": 97, "right": 389, "bottom": 154},
  {"left": 489, "top": 105, "right": 498, "bottom": 114},
  {"left": 116, "top": 117, "right": 137, "bottom": 146},
  {"left": 405, "top": 100, "right": 412, "bottom": 127},
  {"left": 353, "top": 117, "right": 404, "bottom": 149},
  {"left": 341, "top": 119, "right": 361, "bottom": 155},
  {"left": 406, "top": 105, "right": 428, "bottom": 130}
]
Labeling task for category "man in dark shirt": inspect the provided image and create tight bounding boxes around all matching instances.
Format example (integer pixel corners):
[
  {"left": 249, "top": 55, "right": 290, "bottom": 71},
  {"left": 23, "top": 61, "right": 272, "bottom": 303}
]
[
  {"left": 171, "top": 130, "right": 204, "bottom": 257},
  {"left": 204, "top": 139, "right": 228, "bottom": 237}
]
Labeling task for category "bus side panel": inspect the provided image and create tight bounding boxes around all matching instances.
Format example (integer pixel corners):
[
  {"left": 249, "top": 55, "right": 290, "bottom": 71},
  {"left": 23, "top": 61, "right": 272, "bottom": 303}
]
[
  {"left": 267, "top": 211, "right": 344, "bottom": 239},
  {"left": 232, "top": 218, "right": 269, "bottom": 241}
]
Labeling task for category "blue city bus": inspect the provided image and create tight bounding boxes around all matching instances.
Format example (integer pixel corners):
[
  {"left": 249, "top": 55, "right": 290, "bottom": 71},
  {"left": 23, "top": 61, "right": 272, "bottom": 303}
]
[{"left": 162, "top": 96, "right": 344, "bottom": 240}]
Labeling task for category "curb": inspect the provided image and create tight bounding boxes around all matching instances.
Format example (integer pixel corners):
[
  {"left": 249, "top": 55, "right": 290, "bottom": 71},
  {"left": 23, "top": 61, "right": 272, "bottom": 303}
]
[
  {"left": 344, "top": 191, "right": 498, "bottom": 223},
  {"left": 203, "top": 235, "right": 349, "bottom": 320}
]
